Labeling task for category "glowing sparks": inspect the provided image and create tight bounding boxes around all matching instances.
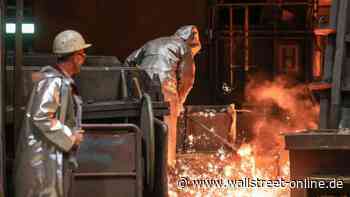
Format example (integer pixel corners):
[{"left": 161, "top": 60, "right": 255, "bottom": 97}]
[
  {"left": 169, "top": 76, "right": 319, "bottom": 197},
  {"left": 237, "top": 144, "right": 253, "bottom": 157},
  {"left": 223, "top": 166, "right": 233, "bottom": 177},
  {"left": 188, "top": 135, "right": 194, "bottom": 145},
  {"left": 217, "top": 147, "right": 227, "bottom": 161}
]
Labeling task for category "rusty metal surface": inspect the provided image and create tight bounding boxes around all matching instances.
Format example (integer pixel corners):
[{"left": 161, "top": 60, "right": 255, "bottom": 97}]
[
  {"left": 74, "top": 124, "right": 142, "bottom": 197},
  {"left": 153, "top": 118, "right": 168, "bottom": 197},
  {"left": 76, "top": 69, "right": 123, "bottom": 103},
  {"left": 178, "top": 105, "right": 249, "bottom": 153},
  {"left": 140, "top": 94, "right": 155, "bottom": 191},
  {"left": 73, "top": 177, "right": 138, "bottom": 197},
  {"left": 76, "top": 133, "right": 136, "bottom": 173},
  {"left": 5, "top": 66, "right": 170, "bottom": 123},
  {"left": 5, "top": 65, "right": 138, "bottom": 100},
  {"left": 286, "top": 131, "right": 350, "bottom": 197},
  {"left": 285, "top": 130, "right": 350, "bottom": 150},
  {"left": 289, "top": 149, "right": 350, "bottom": 197},
  {"left": 82, "top": 101, "right": 169, "bottom": 119}
]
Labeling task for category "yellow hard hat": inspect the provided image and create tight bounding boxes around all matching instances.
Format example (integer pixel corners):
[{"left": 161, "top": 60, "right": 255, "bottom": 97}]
[{"left": 53, "top": 30, "right": 92, "bottom": 54}]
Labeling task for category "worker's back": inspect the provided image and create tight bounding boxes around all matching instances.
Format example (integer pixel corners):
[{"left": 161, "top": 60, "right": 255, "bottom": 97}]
[{"left": 125, "top": 35, "right": 191, "bottom": 82}]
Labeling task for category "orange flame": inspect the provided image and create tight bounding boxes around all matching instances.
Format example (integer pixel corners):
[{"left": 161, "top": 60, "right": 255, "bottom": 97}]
[{"left": 168, "top": 75, "right": 319, "bottom": 197}]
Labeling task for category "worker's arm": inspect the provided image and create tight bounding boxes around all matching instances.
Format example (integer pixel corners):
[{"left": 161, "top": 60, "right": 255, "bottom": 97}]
[
  {"left": 125, "top": 47, "right": 144, "bottom": 66},
  {"left": 31, "top": 77, "right": 75, "bottom": 152},
  {"left": 177, "top": 51, "right": 195, "bottom": 105}
]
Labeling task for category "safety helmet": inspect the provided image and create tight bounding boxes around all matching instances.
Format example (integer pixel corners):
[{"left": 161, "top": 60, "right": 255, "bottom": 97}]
[
  {"left": 174, "top": 25, "right": 196, "bottom": 41},
  {"left": 175, "top": 25, "right": 201, "bottom": 55},
  {"left": 53, "top": 30, "right": 92, "bottom": 54}
]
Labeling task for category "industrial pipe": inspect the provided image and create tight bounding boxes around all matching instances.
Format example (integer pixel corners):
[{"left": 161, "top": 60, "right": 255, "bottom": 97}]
[
  {"left": 0, "top": 0, "right": 5, "bottom": 196},
  {"left": 14, "top": 0, "right": 23, "bottom": 144},
  {"left": 244, "top": 6, "right": 249, "bottom": 71}
]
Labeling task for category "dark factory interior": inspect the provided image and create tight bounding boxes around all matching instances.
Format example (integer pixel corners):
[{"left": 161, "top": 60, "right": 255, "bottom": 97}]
[{"left": 3, "top": 0, "right": 350, "bottom": 197}]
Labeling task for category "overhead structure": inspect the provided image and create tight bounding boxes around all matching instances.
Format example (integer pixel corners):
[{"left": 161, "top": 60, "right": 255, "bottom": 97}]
[
  {"left": 285, "top": 1, "right": 350, "bottom": 196},
  {"left": 208, "top": 0, "right": 317, "bottom": 104}
]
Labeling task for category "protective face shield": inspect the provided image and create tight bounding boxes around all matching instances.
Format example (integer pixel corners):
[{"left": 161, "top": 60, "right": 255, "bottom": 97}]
[
  {"left": 174, "top": 25, "right": 202, "bottom": 56},
  {"left": 189, "top": 27, "right": 201, "bottom": 56},
  {"left": 53, "top": 30, "right": 92, "bottom": 54}
]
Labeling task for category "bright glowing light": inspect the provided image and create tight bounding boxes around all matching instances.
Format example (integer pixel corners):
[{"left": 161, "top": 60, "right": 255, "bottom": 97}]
[
  {"left": 22, "top": 23, "right": 35, "bottom": 34},
  {"left": 6, "top": 23, "right": 35, "bottom": 34},
  {"left": 6, "top": 23, "right": 16, "bottom": 34}
]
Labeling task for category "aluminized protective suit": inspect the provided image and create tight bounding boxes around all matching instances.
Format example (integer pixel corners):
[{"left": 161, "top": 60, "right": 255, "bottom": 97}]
[
  {"left": 14, "top": 66, "right": 80, "bottom": 197},
  {"left": 125, "top": 25, "right": 200, "bottom": 166}
]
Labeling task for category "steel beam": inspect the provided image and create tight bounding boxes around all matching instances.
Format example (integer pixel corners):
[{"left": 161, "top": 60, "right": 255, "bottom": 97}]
[
  {"left": 0, "top": 0, "right": 5, "bottom": 196},
  {"left": 14, "top": 0, "right": 23, "bottom": 144},
  {"left": 215, "top": 2, "right": 310, "bottom": 7}
]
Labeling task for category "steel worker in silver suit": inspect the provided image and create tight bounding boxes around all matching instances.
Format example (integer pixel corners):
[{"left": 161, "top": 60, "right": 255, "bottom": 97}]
[
  {"left": 14, "top": 30, "right": 91, "bottom": 197},
  {"left": 125, "top": 25, "right": 201, "bottom": 167}
]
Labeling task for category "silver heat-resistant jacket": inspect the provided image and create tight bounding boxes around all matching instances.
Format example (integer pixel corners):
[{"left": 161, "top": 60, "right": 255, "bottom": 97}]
[
  {"left": 125, "top": 25, "right": 199, "bottom": 166},
  {"left": 14, "top": 66, "right": 80, "bottom": 197},
  {"left": 125, "top": 26, "right": 196, "bottom": 110}
]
